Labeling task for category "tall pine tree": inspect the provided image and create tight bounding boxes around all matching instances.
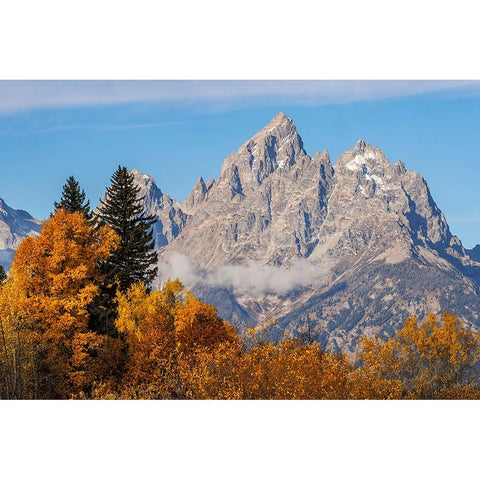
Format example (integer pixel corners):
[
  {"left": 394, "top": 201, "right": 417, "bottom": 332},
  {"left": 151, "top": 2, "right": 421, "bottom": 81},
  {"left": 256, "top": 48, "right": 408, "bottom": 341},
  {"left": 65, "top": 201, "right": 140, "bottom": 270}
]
[
  {"left": 97, "top": 166, "right": 158, "bottom": 293},
  {"left": 54, "top": 176, "right": 91, "bottom": 217}
]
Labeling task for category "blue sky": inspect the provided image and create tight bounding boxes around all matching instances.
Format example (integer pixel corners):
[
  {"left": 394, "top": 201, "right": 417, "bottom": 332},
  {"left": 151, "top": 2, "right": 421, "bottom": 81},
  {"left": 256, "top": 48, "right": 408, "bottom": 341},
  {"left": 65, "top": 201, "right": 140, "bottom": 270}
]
[{"left": 0, "top": 80, "right": 479, "bottom": 247}]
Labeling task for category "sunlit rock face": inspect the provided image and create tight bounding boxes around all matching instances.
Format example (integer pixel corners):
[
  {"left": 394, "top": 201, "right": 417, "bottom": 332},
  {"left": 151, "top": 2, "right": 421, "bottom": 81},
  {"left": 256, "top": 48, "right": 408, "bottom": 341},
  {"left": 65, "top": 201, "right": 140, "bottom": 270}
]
[
  {"left": 128, "top": 113, "right": 480, "bottom": 351},
  {"left": 0, "top": 198, "right": 42, "bottom": 270}
]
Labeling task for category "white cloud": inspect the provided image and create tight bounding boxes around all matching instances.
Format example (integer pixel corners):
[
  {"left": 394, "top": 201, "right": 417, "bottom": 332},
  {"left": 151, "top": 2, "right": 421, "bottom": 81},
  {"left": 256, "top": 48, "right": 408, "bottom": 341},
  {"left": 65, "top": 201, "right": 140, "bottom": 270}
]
[
  {"left": 157, "top": 252, "right": 205, "bottom": 289},
  {"left": 0, "top": 80, "right": 479, "bottom": 113},
  {"left": 157, "top": 251, "right": 330, "bottom": 296}
]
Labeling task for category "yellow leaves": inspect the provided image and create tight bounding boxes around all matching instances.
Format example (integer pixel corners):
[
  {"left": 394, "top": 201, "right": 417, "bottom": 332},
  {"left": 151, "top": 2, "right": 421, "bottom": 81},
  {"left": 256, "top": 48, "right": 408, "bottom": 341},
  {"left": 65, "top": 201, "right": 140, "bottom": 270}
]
[
  {"left": 69, "top": 332, "right": 124, "bottom": 395},
  {"left": 0, "top": 278, "right": 36, "bottom": 399},
  {"left": 174, "top": 298, "right": 238, "bottom": 353},
  {"left": 4, "top": 215, "right": 480, "bottom": 401},
  {"left": 1, "top": 210, "right": 122, "bottom": 398},
  {"left": 115, "top": 281, "right": 181, "bottom": 398},
  {"left": 113, "top": 278, "right": 480, "bottom": 400},
  {"left": 0, "top": 278, "right": 25, "bottom": 326},
  {"left": 158, "top": 278, "right": 184, "bottom": 308},
  {"left": 209, "top": 339, "right": 352, "bottom": 400},
  {"left": 116, "top": 282, "right": 149, "bottom": 336},
  {"left": 170, "top": 333, "right": 353, "bottom": 400},
  {"left": 13, "top": 210, "right": 118, "bottom": 299},
  {"left": 356, "top": 311, "right": 480, "bottom": 399},
  {"left": 114, "top": 280, "right": 242, "bottom": 398}
]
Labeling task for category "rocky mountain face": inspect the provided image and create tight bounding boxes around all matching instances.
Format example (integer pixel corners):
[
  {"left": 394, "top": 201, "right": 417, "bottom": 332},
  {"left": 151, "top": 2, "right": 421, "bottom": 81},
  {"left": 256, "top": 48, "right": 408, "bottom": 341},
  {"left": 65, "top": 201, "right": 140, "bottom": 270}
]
[
  {"left": 134, "top": 112, "right": 480, "bottom": 352},
  {"left": 163, "top": 113, "right": 334, "bottom": 268},
  {"left": 0, "top": 198, "right": 42, "bottom": 270},
  {"left": 5, "top": 111, "right": 479, "bottom": 352},
  {"left": 130, "top": 169, "right": 188, "bottom": 248},
  {"left": 275, "top": 138, "right": 480, "bottom": 351}
]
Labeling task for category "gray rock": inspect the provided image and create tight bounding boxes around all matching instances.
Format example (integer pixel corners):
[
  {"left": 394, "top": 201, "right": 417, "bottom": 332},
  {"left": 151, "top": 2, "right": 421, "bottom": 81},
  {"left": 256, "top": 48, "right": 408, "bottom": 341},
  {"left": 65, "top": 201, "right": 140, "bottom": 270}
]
[
  {"left": 132, "top": 113, "right": 480, "bottom": 351},
  {"left": 0, "top": 198, "right": 42, "bottom": 270},
  {"left": 130, "top": 169, "right": 189, "bottom": 248}
]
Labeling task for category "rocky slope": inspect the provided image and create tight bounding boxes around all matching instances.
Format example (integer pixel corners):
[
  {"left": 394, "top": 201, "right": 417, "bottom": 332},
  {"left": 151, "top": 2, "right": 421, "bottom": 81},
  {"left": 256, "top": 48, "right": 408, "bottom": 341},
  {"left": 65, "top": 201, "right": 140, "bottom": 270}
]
[
  {"left": 130, "top": 169, "right": 188, "bottom": 248},
  {"left": 0, "top": 198, "right": 42, "bottom": 269},
  {"left": 136, "top": 112, "right": 480, "bottom": 351},
  {"left": 170, "top": 113, "right": 334, "bottom": 268}
]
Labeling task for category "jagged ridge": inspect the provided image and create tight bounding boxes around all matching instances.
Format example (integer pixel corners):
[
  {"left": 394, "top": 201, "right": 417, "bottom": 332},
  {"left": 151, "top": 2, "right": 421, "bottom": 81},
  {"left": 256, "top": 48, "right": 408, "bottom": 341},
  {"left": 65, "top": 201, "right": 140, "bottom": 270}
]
[{"left": 136, "top": 113, "right": 480, "bottom": 351}]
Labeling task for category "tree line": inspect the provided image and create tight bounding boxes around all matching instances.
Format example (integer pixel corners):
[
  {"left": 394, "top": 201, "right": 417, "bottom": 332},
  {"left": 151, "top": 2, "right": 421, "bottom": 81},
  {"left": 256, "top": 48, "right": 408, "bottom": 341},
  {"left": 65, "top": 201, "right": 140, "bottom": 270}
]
[{"left": 0, "top": 167, "right": 479, "bottom": 399}]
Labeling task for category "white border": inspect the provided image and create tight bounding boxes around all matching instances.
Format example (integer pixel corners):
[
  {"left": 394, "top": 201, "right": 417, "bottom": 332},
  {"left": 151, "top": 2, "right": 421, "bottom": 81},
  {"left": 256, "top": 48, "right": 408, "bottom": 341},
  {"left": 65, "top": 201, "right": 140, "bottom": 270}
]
[{"left": 0, "top": 1, "right": 478, "bottom": 478}]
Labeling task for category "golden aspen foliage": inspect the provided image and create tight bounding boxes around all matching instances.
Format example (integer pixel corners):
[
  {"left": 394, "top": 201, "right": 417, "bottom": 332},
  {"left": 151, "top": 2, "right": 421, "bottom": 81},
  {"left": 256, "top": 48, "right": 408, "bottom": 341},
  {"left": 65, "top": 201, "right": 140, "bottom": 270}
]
[
  {"left": 0, "top": 278, "right": 35, "bottom": 398},
  {"left": 3, "top": 221, "right": 480, "bottom": 404},
  {"left": 172, "top": 316, "right": 352, "bottom": 400},
  {"left": 158, "top": 278, "right": 184, "bottom": 309},
  {"left": 354, "top": 312, "right": 480, "bottom": 399},
  {"left": 8, "top": 210, "right": 121, "bottom": 398},
  {"left": 112, "top": 280, "right": 241, "bottom": 398},
  {"left": 108, "top": 288, "right": 480, "bottom": 400},
  {"left": 172, "top": 295, "right": 242, "bottom": 399},
  {"left": 114, "top": 282, "right": 178, "bottom": 398},
  {"left": 173, "top": 295, "right": 238, "bottom": 354},
  {"left": 224, "top": 339, "right": 352, "bottom": 400}
]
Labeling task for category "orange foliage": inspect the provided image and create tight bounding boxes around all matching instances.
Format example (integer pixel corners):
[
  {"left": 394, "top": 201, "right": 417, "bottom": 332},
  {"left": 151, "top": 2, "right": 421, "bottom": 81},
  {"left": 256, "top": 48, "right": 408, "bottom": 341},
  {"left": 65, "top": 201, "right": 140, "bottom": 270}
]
[
  {"left": 2, "top": 217, "right": 480, "bottom": 401},
  {"left": 113, "top": 280, "right": 240, "bottom": 399},
  {"left": 354, "top": 312, "right": 480, "bottom": 399},
  {"left": 6, "top": 210, "right": 122, "bottom": 398},
  {"left": 105, "top": 283, "right": 480, "bottom": 400},
  {"left": 114, "top": 283, "right": 178, "bottom": 398},
  {"left": 112, "top": 283, "right": 355, "bottom": 399},
  {"left": 174, "top": 294, "right": 238, "bottom": 354},
  {"left": 0, "top": 278, "right": 35, "bottom": 398},
  {"left": 206, "top": 339, "right": 351, "bottom": 400}
]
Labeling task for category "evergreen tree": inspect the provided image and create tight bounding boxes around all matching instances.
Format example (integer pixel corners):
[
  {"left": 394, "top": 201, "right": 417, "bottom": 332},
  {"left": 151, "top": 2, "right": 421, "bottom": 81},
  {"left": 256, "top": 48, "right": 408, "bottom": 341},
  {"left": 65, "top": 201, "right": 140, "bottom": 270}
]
[
  {"left": 97, "top": 166, "right": 158, "bottom": 293},
  {"left": 54, "top": 176, "right": 91, "bottom": 217},
  {"left": 0, "top": 265, "right": 6, "bottom": 284}
]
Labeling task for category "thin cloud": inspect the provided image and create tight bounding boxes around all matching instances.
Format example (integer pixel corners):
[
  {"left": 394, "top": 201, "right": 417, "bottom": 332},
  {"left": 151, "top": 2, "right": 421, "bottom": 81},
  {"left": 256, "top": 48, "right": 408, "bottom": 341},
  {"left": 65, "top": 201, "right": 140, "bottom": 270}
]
[{"left": 0, "top": 80, "right": 480, "bottom": 113}]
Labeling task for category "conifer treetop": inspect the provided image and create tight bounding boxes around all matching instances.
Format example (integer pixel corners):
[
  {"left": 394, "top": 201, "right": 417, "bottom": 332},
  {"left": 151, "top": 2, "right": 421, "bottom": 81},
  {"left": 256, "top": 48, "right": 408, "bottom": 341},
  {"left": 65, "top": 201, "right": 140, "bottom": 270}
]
[
  {"left": 97, "top": 166, "right": 158, "bottom": 292},
  {"left": 54, "top": 175, "right": 91, "bottom": 218}
]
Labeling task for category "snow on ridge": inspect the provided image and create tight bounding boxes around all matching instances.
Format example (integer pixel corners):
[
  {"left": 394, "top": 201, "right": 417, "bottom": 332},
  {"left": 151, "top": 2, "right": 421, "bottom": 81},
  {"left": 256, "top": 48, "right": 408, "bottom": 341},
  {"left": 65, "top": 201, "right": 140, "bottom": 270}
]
[
  {"left": 346, "top": 154, "right": 388, "bottom": 192},
  {"left": 365, "top": 172, "right": 386, "bottom": 191},
  {"left": 345, "top": 153, "right": 377, "bottom": 171}
]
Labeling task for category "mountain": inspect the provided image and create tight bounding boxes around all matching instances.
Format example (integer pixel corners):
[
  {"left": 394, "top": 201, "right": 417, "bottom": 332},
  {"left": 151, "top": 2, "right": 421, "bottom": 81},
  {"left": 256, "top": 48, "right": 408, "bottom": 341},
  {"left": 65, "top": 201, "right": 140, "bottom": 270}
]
[
  {"left": 161, "top": 112, "right": 333, "bottom": 268},
  {"left": 467, "top": 244, "right": 480, "bottom": 263},
  {"left": 133, "top": 113, "right": 480, "bottom": 351},
  {"left": 0, "top": 198, "right": 42, "bottom": 270},
  {"left": 130, "top": 169, "right": 188, "bottom": 248}
]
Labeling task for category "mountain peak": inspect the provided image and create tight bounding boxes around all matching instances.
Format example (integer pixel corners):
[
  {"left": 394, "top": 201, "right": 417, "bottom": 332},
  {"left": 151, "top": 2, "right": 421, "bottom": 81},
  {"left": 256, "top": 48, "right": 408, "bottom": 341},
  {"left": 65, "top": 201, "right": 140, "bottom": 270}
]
[
  {"left": 194, "top": 176, "right": 206, "bottom": 189},
  {"left": 246, "top": 112, "right": 305, "bottom": 167},
  {"left": 0, "top": 196, "right": 42, "bottom": 269},
  {"left": 266, "top": 111, "right": 290, "bottom": 126},
  {"left": 239, "top": 112, "right": 300, "bottom": 149},
  {"left": 130, "top": 168, "right": 155, "bottom": 187},
  {"left": 217, "top": 112, "right": 307, "bottom": 190},
  {"left": 129, "top": 168, "right": 166, "bottom": 210},
  {"left": 354, "top": 139, "right": 368, "bottom": 152},
  {"left": 183, "top": 176, "right": 209, "bottom": 213},
  {"left": 261, "top": 112, "right": 297, "bottom": 138}
]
